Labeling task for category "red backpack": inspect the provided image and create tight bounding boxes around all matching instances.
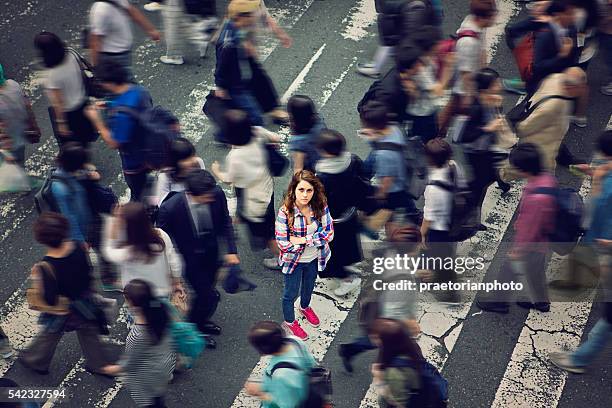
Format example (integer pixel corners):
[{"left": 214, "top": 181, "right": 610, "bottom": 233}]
[{"left": 435, "top": 30, "right": 480, "bottom": 79}]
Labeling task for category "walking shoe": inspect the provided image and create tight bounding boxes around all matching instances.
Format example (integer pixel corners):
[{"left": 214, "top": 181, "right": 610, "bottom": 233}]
[
  {"left": 516, "top": 301, "right": 550, "bottom": 312},
  {"left": 476, "top": 299, "right": 509, "bottom": 314},
  {"left": 160, "top": 55, "right": 185, "bottom": 65},
  {"left": 570, "top": 116, "right": 587, "bottom": 128},
  {"left": 143, "top": 1, "right": 162, "bottom": 11},
  {"left": 283, "top": 320, "right": 308, "bottom": 340},
  {"left": 200, "top": 322, "right": 222, "bottom": 336},
  {"left": 601, "top": 82, "right": 612, "bottom": 96},
  {"left": 268, "top": 108, "right": 290, "bottom": 125},
  {"left": 0, "top": 339, "right": 13, "bottom": 359},
  {"left": 356, "top": 62, "right": 381, "bottom": 79},
  {"left": 338, "top": 344, "right": 354, "bottom": 373},
  {"left": 549, "top": 351, "right": 585, "bottom": 374},
  {"left": 299, "top": 306, "right": 320, "bottom": 327},
  {"left": 502, "top": 78, "right": 527, "bottom": 95},
  {"left": 333, "top": 277, "right": 362, "bottom": 297},
  {"left": 263, "top": 257, "right": 282, "bottom": 270}
]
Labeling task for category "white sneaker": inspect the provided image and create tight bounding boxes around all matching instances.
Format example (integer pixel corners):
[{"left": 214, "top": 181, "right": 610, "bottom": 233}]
[
  {"left": 601, "top": 82, "right": 612, "bottom": 96},
  {"left": 570, "top": 116, "right": 587, "bottom": 128},
  {"left": 356, "top": 62, "right": 380, "bottom": 79},
  {"left": 160, "top": 55, "right": 184, "bottom": 65},
  {"left": 144, "top": 2, "right": 162, "bottom": 12},
  {"left": 334, "top": 277, "right": 362, "bottom": 297},
  {"left": 263, "top": 257, "right": 281, "bottom": 270}
]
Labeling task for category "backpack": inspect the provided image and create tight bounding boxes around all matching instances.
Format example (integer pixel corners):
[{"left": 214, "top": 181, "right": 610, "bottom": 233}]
[
  {"left": 110, "top": 88, "right": 181, "bottom": 170},
  {"left": 267, "top": 338, "right": 332, "bottom": 408},
  {"left": 531, "top": 187, "right": 584, "bottom": 255},
  {"left": 506, "top": 94, "right": 573, "bottom": 134},
  {"left": 392, "top": 357, "right": 449, "bottom": 408},
  {"left": 427, "top": 164, "right": 479, "bottom": 242},
  {"left": 371, "top": 140, "right": 427, "bottom": 200},
  {"left": 377, "top": 0, "right": 443, "bottom": 46},
  {"left": 34, "top": 171, "right": 73, "bottom": 214},
  {"left": 66, "top": 47, "right": 103, "bottom": 98}
]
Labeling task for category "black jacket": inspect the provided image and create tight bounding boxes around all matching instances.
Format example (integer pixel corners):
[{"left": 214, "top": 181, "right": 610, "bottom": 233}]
[
  {"left": 532, "top": 24, "right": 579, "bottom": 87},
  {"left": 358, "top": 68, "right": 410, "bottom": 124},
  {"left": 157, "top": 188, "right": 237, "bottom": 261}
]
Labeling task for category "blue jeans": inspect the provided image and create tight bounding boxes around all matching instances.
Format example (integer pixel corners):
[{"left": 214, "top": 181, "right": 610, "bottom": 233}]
[
  {"left": 571, "top": 318, "right": 612, "bottom": 367},
  {"left": 229, "top": 89, "right": 264, "bottom": 127},
  {"left": 282, "top": 260, "right": 318, "bottom": 323}
]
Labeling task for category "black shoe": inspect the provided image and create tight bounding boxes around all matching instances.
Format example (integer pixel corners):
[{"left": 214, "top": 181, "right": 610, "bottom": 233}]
[
  {"left": 204, "top": 336, "right": 217, "bottom": 349},
  {"left": 476, "top": 299, "right": 509, "bottom": 314},
  {"left": 556, "top": 144, "right": 577, "bottom": 167},
  {"left": 338, "top": 344, "right": 354, "bottom": 373},
  {"left": 516, "top": 301, "right": 550, "bottom": 312},
  {"left": 477, "top": 224, "right": 488, "bottom": 232},
  {"left": 18, "top": 358, "right": 49, "bottom": 375},
  {"left": 200, "top": 322, "right": 222, "bottom": 336}
]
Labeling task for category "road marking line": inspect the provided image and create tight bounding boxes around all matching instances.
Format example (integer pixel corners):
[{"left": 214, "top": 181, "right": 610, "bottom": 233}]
[
  {"left": 491, "top": 178, "right": 594, "bottom": 408},
  {"left": 280, "top": 43, "right": 327, "bottom": 104}
]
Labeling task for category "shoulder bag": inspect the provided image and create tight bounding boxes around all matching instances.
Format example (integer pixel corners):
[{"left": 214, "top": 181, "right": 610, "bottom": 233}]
[{"left": 26, "top": 261, "right": 71, "bottom": 315}]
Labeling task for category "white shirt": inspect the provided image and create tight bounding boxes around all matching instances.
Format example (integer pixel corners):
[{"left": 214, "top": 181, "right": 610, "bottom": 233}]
[
  {"left": 153, "top": 157, "right": 206, "bottom": 206},
  {"left": 224, "top": 127, "right": 274, "bottom": 222},
  {"left": 453, "top": 15, "right": 486, "bottom": 95},
  {"left": 102, "top": 219, "right": 183, "bottom": 297},
  {"left": 45, "top": 53, "right": 86, "bottom": 112},
  {"left": 89, "top": 0, "right": 133, "bottom": 53},
  {"left": 423, "top": 161, "right": 467, "bottom": 231}
]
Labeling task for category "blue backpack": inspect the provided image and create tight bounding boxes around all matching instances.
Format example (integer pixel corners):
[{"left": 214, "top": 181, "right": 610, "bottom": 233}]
[
  {"left": 111, "top": 87, "right": 181, "bottom": 170},
  {"left": 392, "top": 357, "right": 449, "bottom": 408},
  {"left": 533, "top": 187, "right": 584, "bottom": 255}
]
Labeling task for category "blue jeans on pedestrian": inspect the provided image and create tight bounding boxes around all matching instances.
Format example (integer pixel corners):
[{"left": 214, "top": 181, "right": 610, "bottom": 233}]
[
  {"left": 229, "top": 89, "right": 264, "bottom": 127},
  {"left": 571, "top": 318, "right": 612, "bottom": 367},
  {"left": 282, "top": 260, "right": 318, "bottom": 323}
]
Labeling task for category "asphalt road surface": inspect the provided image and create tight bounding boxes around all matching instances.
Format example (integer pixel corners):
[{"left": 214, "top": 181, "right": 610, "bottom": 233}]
[{"left": 0, "top": 1, "right": 611, "bottom": 407}]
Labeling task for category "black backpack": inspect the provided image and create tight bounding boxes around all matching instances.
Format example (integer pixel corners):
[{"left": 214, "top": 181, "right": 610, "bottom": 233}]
[
  {"left": 34, "top": 171, "right": 73, "bottom": 214},
  {"left": 506, "top": 94, "right": 573, "bottom": 133},
  {"left": 427, "top": 164, "right": 479, "bottom": 242},
  {"left": 66, "top": 48, "right": 103, "bottom": 98},
  {"left": 267, "top": 338, "right": 332, "bottom": 408}
]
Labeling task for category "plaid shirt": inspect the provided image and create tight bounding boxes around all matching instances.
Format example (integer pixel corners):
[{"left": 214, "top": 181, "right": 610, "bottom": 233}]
[{"left": 275, "top": 205, "right": 334, "bottom": 275}]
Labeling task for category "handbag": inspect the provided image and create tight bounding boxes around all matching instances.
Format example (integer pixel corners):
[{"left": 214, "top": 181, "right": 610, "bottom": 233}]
[
  {"left": 202, "top": 90, "right": 232, "bottom": 128},
  {"left": 26, "top": 262, "right": 71, "bottom": 315},
  {"left": 265, "top": 143, "right": 289, "bottom": 177}
]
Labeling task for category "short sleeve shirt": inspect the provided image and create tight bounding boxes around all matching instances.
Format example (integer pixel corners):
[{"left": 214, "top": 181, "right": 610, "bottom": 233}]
[
  {"left": 46, "top": 53, "right": 86, "bottom": 112},
  {"left": 0, "top": 80, "right": 28, "bottom": 152},
  {"left": 89, "top": 0, "right": 133, "bottom": 53},
  {"left": 107, "top": 85, "right": 145, "bottom": 171},
  {"left": 371, "top": 126, "right": 406, "bottom": 193}
]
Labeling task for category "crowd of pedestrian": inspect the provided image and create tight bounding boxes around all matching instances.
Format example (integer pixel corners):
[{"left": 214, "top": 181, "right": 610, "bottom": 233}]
[{"left": 0, "top": 0, "right": 611, "bottom": 407}]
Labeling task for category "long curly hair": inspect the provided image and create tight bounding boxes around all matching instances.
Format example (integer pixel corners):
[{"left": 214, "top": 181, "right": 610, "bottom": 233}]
[{"left": 282, "top": 170, "right": 327, "bottom": 228}]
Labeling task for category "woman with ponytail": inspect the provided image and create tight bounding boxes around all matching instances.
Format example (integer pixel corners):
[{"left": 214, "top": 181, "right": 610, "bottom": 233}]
[{"left": 102, "top": 280, "right": 175, "bottom": 408}]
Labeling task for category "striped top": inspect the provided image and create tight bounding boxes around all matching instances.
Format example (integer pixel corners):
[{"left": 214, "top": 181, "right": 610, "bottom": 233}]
[
  {"left": 275, "top": 205, "right": 334, "bottom": 275},
  {"left": 119, "top": 324, "right": 175, "bottom": 407}
]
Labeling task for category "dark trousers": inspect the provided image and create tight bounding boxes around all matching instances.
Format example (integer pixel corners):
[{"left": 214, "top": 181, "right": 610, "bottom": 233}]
[
  {"left": 406, "top": 113, "right": 438, "bottom": 144},
  {"left": 343, "top": 335, "right": 377, "bottom": 359},
  {"left": 465, "top": 151, "right": 497, "bottom": 211},
  {"left": 21, "top": 323, "right": 109, "bottom": 372},
  {"left": 124, "top": 170, "right": 149, "bottom": 202},
  {"left": 426, "top": 229, "right": 457, "bottom": 283},
  {"left": 185, "top": 256, "right": 221, "bottom": 331},
  {"left": 48, "top": 102, "right": 97, "bottom": 148},
  {"left": 146, "top": 396, "right": 167, "bottom": 408},
  {"left": 497, "top": 251, "right": 549, "bottom": 303}
]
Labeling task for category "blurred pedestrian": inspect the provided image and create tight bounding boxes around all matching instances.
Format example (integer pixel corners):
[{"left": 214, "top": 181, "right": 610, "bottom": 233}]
[
  {"left": 157, "top": 169, "right": 238, "bottom": 341},
  {"left": 88, "top": 0, "right": 161, "bottom": 79},
  {"left": 276, "top": 171, "right": 334, "bottom": 340},
  {"left": 85, "top": 60, "right": 152, "bottom": 202},
  {"left": 287, "top": 95, "right": 326, "bottom": 174},
  {"left": 101, "top": 279, "right": 175, "bottom": 408},
  {"left": 211, "top": 110, "right": 281, "bottom": 269},
  {"left": 478, "top": 143, "right": 556, "bottom": 313},
  {"left": 244, "top": 321, "right": 317, "bottom": 408},
  {"left": 315, "top": 129, "right": 365, "bottom": 296},
  {"left": 19, "top": 213, "right": 112, "bottom": 376},
  {"left": 34, "top": 32, "right": 97, "bottom": 147},
  {"left": 0, "top": 326, "right": 13, "bottom": 358},
  {"left": 598, "top": 0, "right": 612, "bottom": 95},
  {"left": 0, "top": 63, "right": 40, "bottom": 169},
  {"left": 102, "top": 202, "right": 185, "bottom": 299}
]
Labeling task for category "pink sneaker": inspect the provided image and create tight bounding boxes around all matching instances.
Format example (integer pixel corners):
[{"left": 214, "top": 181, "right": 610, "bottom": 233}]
[
  {"left": 300, "top": 307, "right": 320, "bottom": 327},
  {"left": 283, "top": 320, "right": 308, "bottom": 340}
]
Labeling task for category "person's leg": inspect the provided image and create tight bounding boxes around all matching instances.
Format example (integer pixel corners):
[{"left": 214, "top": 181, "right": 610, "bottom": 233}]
[
  {"left": 570, "top": 318, "right": 612, "bottom": 367},
  {"left": 299, "top": 260, "right": 319, "bottom": 310},
  {"left": 282, "top": 266, "right": 303, "bottom": 323},
  {"left": 373, "top": 46, "right": 392, "bottom": 72},
  {"left": 521, "top": 251, "right": 550, "bottom": 305},
  {"left": 228, "top": 90, "right": 265, "bottom": 127},
  {"left": 161, "top": 0, "right": 184, "bottom": 61},
  {"left": 77, "top": 324, "right": 110, "bottom": 372},
  {"left": 20, "top": 329, "right": 63, "bottom": 372},
  {"left": 124, "top": 171, "right": 149, "bottom": 202}
]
